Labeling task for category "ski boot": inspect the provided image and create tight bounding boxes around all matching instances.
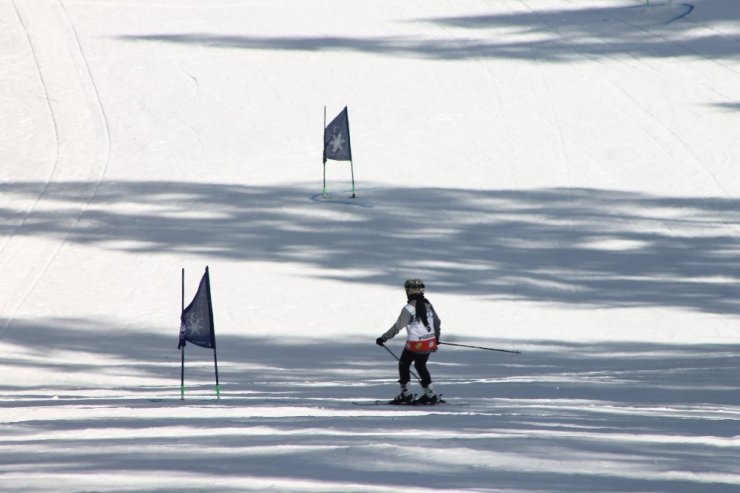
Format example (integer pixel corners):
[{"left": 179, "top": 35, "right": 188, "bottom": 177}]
[
  {"left": 389, "top": 383, "right": 414, "bottom": 405},
  {"left": 414, "top": 384, "right": 440, "bottom": 405},
  {"left": 389, "top": 392, "right": 414, "bottom": 405}
]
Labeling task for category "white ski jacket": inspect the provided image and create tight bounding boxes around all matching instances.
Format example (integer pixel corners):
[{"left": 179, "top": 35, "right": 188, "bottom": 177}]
[{"left": 382, "top": 300, "right": 441, "bottom": 354}]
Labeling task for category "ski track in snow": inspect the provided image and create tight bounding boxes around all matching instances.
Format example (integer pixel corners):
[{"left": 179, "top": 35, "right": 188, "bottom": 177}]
[
  {"left": 1, "top": 1, "right": 61, "bottom": 264},
  {"left": 1, "top": 0, "right": 112, "bottom": 338}
]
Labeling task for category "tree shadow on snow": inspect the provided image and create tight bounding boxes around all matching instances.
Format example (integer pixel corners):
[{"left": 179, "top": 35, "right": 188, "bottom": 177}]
[
  {"left": 115, "top": 0, "right": 740, "bottom": 63},
  {"left": 2, "top": 181, "right": 740, "bottom": 314},
  {"left": 1, "top": 320, "right": 739, "bottom": 492}
]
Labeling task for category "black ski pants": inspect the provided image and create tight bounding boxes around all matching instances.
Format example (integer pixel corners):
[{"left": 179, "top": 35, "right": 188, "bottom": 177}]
[{"left": 398, "top": 348, "right": 432, "bottom": 388}]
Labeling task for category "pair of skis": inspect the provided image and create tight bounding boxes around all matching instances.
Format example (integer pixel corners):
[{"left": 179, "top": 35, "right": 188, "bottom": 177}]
[
  {"left": 355, "top": 399, "right": 445, "bottom": 406},
  {"left": 353, "top": 396, "right": 469, "bottom": 407}
]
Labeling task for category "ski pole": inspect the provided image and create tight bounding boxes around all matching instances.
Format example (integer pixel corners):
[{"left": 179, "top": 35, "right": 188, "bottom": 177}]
[
  {"left": 380, "top": 344, "right": 422, "bottom": 383},
  {"left": 439, "top": 341, "right": 521, "bottom": 354}
]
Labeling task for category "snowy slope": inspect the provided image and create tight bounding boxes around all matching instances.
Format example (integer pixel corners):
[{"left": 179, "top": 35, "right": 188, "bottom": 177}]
[{"left": 1, "top": 0, "right": 740, "bottom": 491}]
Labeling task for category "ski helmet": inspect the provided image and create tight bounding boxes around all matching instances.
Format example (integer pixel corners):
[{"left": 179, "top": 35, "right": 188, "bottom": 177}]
[{"left": 404, "top": 279, "right": 425, "bottom": 296}]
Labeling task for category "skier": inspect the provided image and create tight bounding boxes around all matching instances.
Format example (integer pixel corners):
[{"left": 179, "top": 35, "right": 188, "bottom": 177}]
[{"left": 376, "top": 279, "right": 442, "bottom": 404}]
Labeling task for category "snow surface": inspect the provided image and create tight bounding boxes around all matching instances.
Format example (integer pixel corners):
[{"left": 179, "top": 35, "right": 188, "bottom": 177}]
[{"left": 1, "top": 0, "right": 740, "bottom": 491}]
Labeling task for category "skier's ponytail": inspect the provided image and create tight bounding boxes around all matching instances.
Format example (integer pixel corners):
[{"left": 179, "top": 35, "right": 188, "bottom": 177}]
[{"left": 408, "top": 293, "right": 431, "bottom": 329}]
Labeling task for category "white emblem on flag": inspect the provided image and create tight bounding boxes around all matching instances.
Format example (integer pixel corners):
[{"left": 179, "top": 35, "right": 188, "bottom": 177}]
[
  {"left": 186, "top": 312, "right": 202, "bottom": 336},
  {"left": 329, "top": 128, "right": 345, "bottom": 153}
]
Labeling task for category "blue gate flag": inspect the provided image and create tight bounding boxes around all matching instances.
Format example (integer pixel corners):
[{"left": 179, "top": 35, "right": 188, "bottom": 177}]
[
  {"left": 179, "top": 267, "right": 216, "bottom": 349},
  {"left": 323, "top": 106, "right": 352, "bottom": 163}
]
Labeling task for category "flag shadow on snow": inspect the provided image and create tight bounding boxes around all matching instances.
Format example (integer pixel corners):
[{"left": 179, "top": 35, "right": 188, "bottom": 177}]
[{"left": 2, "top": 181, "right": 740, "bottom": 315}]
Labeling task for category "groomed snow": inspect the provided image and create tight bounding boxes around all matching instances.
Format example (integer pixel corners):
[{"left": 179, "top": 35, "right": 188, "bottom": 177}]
[{"left": 1, "top": 0, "right": 739, "bottom": 491}]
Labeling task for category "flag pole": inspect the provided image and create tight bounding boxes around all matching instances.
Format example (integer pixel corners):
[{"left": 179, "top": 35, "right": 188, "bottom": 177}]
[
  {"left": 180, "top": 344, "right": 185, "bottom": 400},
  {"left": 180, "top": 267, "right": 185, "bottom": 400},
  {"left": 346, "top": 106, "right": 355, "bottom": 198},
  {"left": 322, "top": 106, "right": 327, "bottom": 197},
  {"left": 205, "top": 266, "right": 221, "bottom": 399},
  {"left": 213, "top": 349, "right": 221, "bottom": 399},
  {"left": 350, "top": 160, "right": 356, "bottom": 198}
]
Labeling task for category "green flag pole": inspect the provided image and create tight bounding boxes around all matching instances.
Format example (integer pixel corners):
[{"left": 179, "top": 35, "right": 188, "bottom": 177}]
[
  {"left": 213, "top": 350, "right": 221, "bottom": 399},
  {"left": 322, "top": 106, "right": 327, "bottom": 197},
  {"left": 180, "top": 348, "right": 185, "bottom": 400},
  {"left": 180, "top": 267, "right": 185, "bottom": 400},
  {"left": 323, "top": 164, "right": 327, "bottom": 197},
  {"left": 204, "top": 266, "right": 220, "bottom": 399},
  {"left": 350, "top": 160, "right": 356, "bottom": 198},
  {"left": 345, "top": 106, "right": 355, "bottom": 198}
]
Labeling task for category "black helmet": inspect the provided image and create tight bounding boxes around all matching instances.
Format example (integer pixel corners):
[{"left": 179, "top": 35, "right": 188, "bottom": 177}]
[{"left": 404, "top": 279, "right": 425, "bottom": 296}]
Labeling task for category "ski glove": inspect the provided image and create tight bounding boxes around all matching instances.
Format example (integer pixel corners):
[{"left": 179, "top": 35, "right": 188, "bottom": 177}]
[
  {"left": 375, "top": 337, "right": 385, "bottom": 346},
  {"left": 178, "top": 339, "right": 186, "bottom": 350}
]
